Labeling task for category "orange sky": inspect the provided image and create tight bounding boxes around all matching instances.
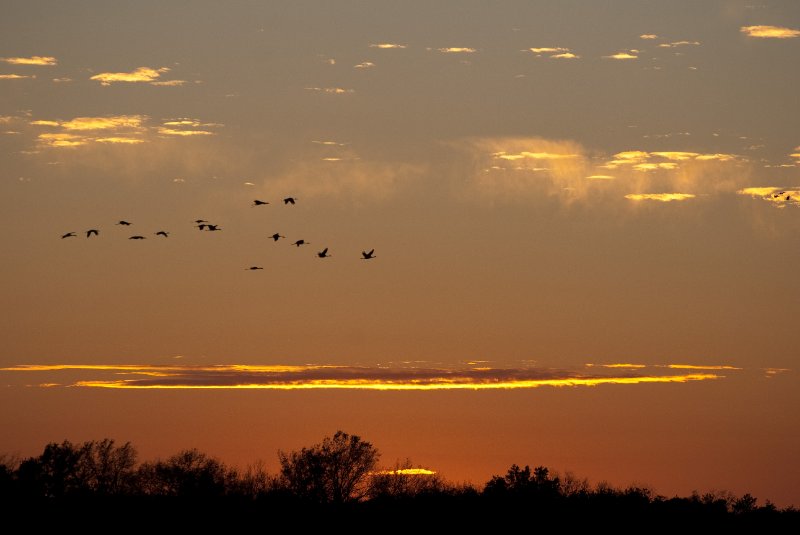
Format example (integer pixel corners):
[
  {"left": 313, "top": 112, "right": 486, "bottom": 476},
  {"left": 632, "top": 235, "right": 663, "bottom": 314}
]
[{"left": 1, "top": 0, "right": 799, "bottom": 507}]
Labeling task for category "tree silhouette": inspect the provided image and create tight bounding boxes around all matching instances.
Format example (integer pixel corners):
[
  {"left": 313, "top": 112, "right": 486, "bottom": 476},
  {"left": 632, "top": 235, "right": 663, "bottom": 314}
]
[
  {"left": 278, "top": 431, "right": 379, "bottom": 504},
  {"left": 137, "top": 449, "right": 232, "bottom": 498}
]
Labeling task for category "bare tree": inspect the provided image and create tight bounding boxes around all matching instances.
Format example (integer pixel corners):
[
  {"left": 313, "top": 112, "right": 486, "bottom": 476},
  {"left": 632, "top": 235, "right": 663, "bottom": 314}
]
[{"left": 278, "top": 431, "right": 379, "bottom": 504}]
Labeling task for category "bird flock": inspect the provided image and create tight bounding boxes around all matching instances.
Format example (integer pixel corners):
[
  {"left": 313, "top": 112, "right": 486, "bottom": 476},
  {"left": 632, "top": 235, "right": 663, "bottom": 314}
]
[{"left": 61, "top": 197, "right": 377, "bottom": 270}]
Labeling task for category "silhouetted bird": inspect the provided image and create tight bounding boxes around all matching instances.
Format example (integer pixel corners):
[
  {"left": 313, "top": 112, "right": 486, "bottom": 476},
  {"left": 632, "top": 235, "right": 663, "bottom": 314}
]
[
  {"left": 246, "top": 266, "right": 264, "bottom": 270},
  {"left": 116, "top": 220, "right": 131, "bottom": 226},
  {"left": 269, "top": 233, "right": 285, "bottom": 242},
  {"left": 317, "top": 248, "right": 330, "bottom": 258},
  {"left": 155, "top": 231, "right": 169, "bottom": 237},
  {"left": 283, "top": 197, "right": 296, "bottom": 205},
  {"left": 86, "top": 229, "right": 99, "bottom": 237},
  {"left": 61, "top": 232, "right": 76, "bottom": 239},
  {"left": 129, "top": 235, "right": 146, "bottom": 240},
  {"left": 197, "top": 223, "right": 209, "bottom": 230},
  {"left": 194, "top": 219, "right": 208, "bottom": 224},
  {"left": 292, "top": 239, "right": 308, "bottom": 247},
  {"left": 787, "top": 195, "right": 792, "bottom": 201},
  {"left": 206, "top": 224, "right": 221, "bottom": 231},
  {"left": 253, "top": 199, "right": 269, "bottom": 206},
  {"left": 361, "top": 249, "right": 376, "bottom": 260}
]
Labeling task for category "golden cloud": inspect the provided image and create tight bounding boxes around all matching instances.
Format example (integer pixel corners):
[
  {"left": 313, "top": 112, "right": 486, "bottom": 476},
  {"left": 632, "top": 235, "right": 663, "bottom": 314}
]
[
  {"left": 1, "top": 55, "right": 57, "bottom": 66},
  {"left": 527, "top": 47, "right": 569, "bottom": 53},
  {"left": 737, "top": 187, "right": 799, "bottom": 207},
  {"left": 157, "top": 127, "right": 214, "bottom": 136},
  {"left": 658, "top": 41, "right": 701, "bottom": 48},
  {"left": 632, "top": 163, "right": 679, "bottom": 171},
  {"left": 437, "top": 47, "right": 476, "bottom": 53},
  {"left": 37, "top": 133, "right": 88, "bottom": 147},
  {"left": 60, "top": 115, "right": 146, "bottom": 131},
  {"left": 149, "top": 80, "right": 187, "bottom": 86},
  {"left": 354, "top": 62, "right": 375, "bottom": 69},
  {"left": 95, "top": 137, "right": 145, "bottom": 144},
  {"left": 0, "top": 74, "right": 35, "bottom": 79},
  {"left": 551, "top": 52, "right": 580, "bottom": 59},
  {"left": 586, "top": 175, "right": 616, "bottom": 180},
  {"left": 0, "top": 362, "right": 721, "bottom": 390},
  {"left": 305, "top": 86, "right": 354, "bottom": 94},
  {"left": 90, "top": 66, "right": 170, "bottom": 85},
  {"left": 640, "top": 34, "right": 658, "bottom": 40},
  {"left": 30, "top": 120, "right": 60, "bottom": 126},
  {"left": 370, "top": 43, "right": 406, "bottom": 49},
  {"left": 625, "top": 193, "right": 696, "bottom": 202},
  {"left": 740, "top": 25, "right": 800, "bottom": 38},
  {"left": 604, "top": 51, "right": 638, "bottom": 60}
]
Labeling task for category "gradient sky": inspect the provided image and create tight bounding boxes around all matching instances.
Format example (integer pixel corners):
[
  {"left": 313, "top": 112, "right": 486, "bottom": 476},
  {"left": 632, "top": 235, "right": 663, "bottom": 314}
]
[{"left": 1, "top": 1, "right": 799, "bottom": 507}]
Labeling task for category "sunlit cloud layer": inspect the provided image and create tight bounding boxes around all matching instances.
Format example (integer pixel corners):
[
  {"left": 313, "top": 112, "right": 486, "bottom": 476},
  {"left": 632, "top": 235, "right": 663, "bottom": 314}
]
[
  {"left": 305, "top": 86, "right": 354, "bottom": 94},
  {"left": 604, "top": 50, "right": 639, "bottom": 60},
  {"left": 369, "top": 43, "right": 406, "bottom": 49},
  {"left": 603, "top": 150, "right": 737, "bottom": 170},
  {"left": 90, "top": 66, "right": 172, "bottom": 86},
  {"left": 740, "top": 25, "right": 800, "bottom": 39},
  {"left": 737, "top": 187, "right": 799, "bottom": 207},
  {"left": 640, "top": 34, "right": 658, "bottom": 40},
  {"left": 525, "top": 47, "right": 580, "bottom": 59},
  {"left": 1, "top": 55, "right": 57, "bottom": 66},
  {"left": 0, "top": 74, "right": 35, "bottom": 80},
  {"left": 0, "top": 363, "right": 722, "bottom": 390},
  {"left": 29, "top": 114, "right": 218, "bottom": 147},
  {"left": 658, "top": 41, "right": 701, "bottom": 48},
  {"left": 624, "top": 193, "right": 696, "bottom": 202},
  {"left": 437, "top": 47, "right": 476, "bottom": 53}
]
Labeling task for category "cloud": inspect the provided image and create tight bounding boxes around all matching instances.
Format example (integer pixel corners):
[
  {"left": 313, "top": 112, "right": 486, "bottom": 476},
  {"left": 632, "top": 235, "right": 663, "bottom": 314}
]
[
  {"left": 90, "top": 66, "right": 172, "bottom": 85},
  {"left": 740, "top": 25, "right": 800, "bottom": 38},
  {"left": 737, "top": 187, "right": 800, "bottom": 207},
  {"left": 0, "top": 56, "right": 57, "bottom": 66},
  {"left": 0, "top": 363, "right": 722, "bottom": 390},
  {"left": 52, "top": 77, "right": 72, "bottom": 83},
  {"left": 0, "top": 74, "right": 35, "bottom": 79},
  {"left": 30, "top": 120, "right": 60, "bottom": 127},
  {"left": 640, "top": 34, "right": 658, "bottom": 40},
  {"left": 95, "top": 137, "right": 145, "bottom": 144},
  {"left": 370, "top": 43, "right": 406, "bottom": 49},
  {"left": 437, "top": 47, "right": 476, "bottom": 53},
  {"left": 658, "top": 41, "right": 701, "bottom": 48},
  {"left": 305, "top": 87, "right": 354, "bottom": 94},
  {"left": 37, "top": 133, "right": 88, "bottom": 148},
  {"left": 624, "top": 193, "right": 696, "bottom": 202},
  {"left": 551, "top": 52, "right": 580, "bottom": 59},
  {"left": 604, "top": 51, "right": 639, "bottom": 59},
  {"left": 354, "top": 62, "right": 375, "bottom": 69},
  {"left": 586, "top": 175, "right": 616, "bottom": 180},
  {"left": 60, "top": 115, "right": 146, "bottom": 131},
  {"left": 157, "top": 128, "right": 214, "bottom": 136},
  {"left": 524, "top": 47, "right": 580, "bottom": 59},
  {"left": 149, "top": 79, "right": 187, "bottom": 86}
]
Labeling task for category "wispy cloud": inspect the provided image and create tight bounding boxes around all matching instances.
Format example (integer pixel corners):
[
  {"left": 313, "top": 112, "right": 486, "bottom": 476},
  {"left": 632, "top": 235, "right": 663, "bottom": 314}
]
[
  {"left": 624, "top": 193, "right": 696, "bottom": 202},
  {"left": 640, "top": 34, "right": 658, "bottom": 40},
  {"left": 0, "top": 363, "right": 722, "bottom": 390},
  {"left": 658, "top": 41, "right": 701, "bottom": 48},
  {"left": 59, "top": 115, "right": 146, "bottom": 131},
  {"left": 0, "top": 74, "right": 35, "bottom": 80},
  {"left": 37, "top": 133, "right": 88, "bottom": 148},
  {"left": 604, "top": 50, "right": 639, "bottom": 60},
  {"left": 305, "top": 86, "right": 354, "bottom": 94},
  {"left": 437, "top": 47, "right": 476, "bottom": 53},
  {"left": 0, "top": 55, "right": 57, "bottom": 66},
  {"left": 90, "top": 66, "right": 177, "bottom": 86},
  {"left": 354, "top": 62, "right": 375, "bottom": 69},
  {"left": 525, "top": 47, "right": 580, "bottom": 59},
  {"left": 737, "top": 187, "right": 799, "bottom": 207},
  {"left": 52, "top": 77, "right": 72, "bottom": 83},
  {"left": 370, "top": 43, "right": 406, "bottom": 49},
  {"left": 740, "top": 25, "right": 800, "bottom": 38}
]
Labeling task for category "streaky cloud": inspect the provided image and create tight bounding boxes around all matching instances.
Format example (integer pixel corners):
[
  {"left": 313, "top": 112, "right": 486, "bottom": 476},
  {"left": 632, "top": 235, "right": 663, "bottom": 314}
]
[
  {"left": 305, "top": 86, "right": 354, "bottom": 94},
  {"left": 625, "top": 193, "right": 696, "bottom": 202},
  {"left": 0, "top": 363, "right": 721, "bottom": 390},
  {"left": 0, "top": 74, "right": 35, "bottom": 79},
  {"left": 740, "top": 25, "right": 800, "bottom": 39},
  {"left": 1, "top": 55, "right": 57, "bottom": 66},
  {"left": 370, "top": 43, "right": 406, "bottom": 49},
  {"left": 640, "top": 34, "right": 658, "bottom": 40},
  {"left": 437, "top": 47, "right": 476, "bottom": 53},
  {"left": 658, "top": 41, "right": 701, "bottom": 48},
  {"left": 90, "top": 66, "right": 170, "bottom": 85}
]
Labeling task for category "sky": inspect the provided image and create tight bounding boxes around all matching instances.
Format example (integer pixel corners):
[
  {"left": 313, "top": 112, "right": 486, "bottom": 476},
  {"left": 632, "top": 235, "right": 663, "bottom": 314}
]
[{"left": 1, "top": 0, "right": 799, "bottom": 506}]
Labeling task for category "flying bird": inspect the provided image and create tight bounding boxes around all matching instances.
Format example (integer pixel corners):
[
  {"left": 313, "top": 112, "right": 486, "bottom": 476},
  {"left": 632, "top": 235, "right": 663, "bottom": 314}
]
[
  {"left": 317, "top": 248, "right": 330, "bottom": 258},
  {"left": 61, "top": 232, "right": 76, "bottom": 239},
  {"left": 361, "top": 249, "right": 376, "bottom": 260},
  {"left": 246, "top": 266, "right": 264, "bottom": 270},
  {"left": 206, "top": 224, "right": 221, "bottom": 231},
  {"left": 292, "top": 239, "right": 308, "bottom": 247},
  {"left": 116, "top": 220, "right": 132, "bottom": 226},
  {"left": 155, "top": 231, "right": 169, "bottom": 237},
  {"left": 86, "top": 229, "right": 99, "bottom": 237},
  {"left": 129, "top": 235, "right": 146, "bottom": 240},
  {"left": 194, "top": 219, "right": 208, "bottom": 224},
  {"left": 269, "top": 233, "right": 285, "bottom": 242},
  {"left": 283, "top": 197, "right": 296, "bottom": 205},
  {"left": 253, "top": 199, "right": 269, "bottom": 206}
]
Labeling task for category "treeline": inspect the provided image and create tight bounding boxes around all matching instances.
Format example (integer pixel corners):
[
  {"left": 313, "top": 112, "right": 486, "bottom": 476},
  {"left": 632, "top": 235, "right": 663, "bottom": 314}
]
[{"left": 1, "top": 432, "right": 796, "bottom": 529}]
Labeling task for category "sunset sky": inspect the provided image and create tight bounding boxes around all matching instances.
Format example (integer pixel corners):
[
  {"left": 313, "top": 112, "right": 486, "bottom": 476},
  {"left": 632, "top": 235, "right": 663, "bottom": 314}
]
[{"left": 1, "top": 1, "right": 799, "bottom": 507}]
